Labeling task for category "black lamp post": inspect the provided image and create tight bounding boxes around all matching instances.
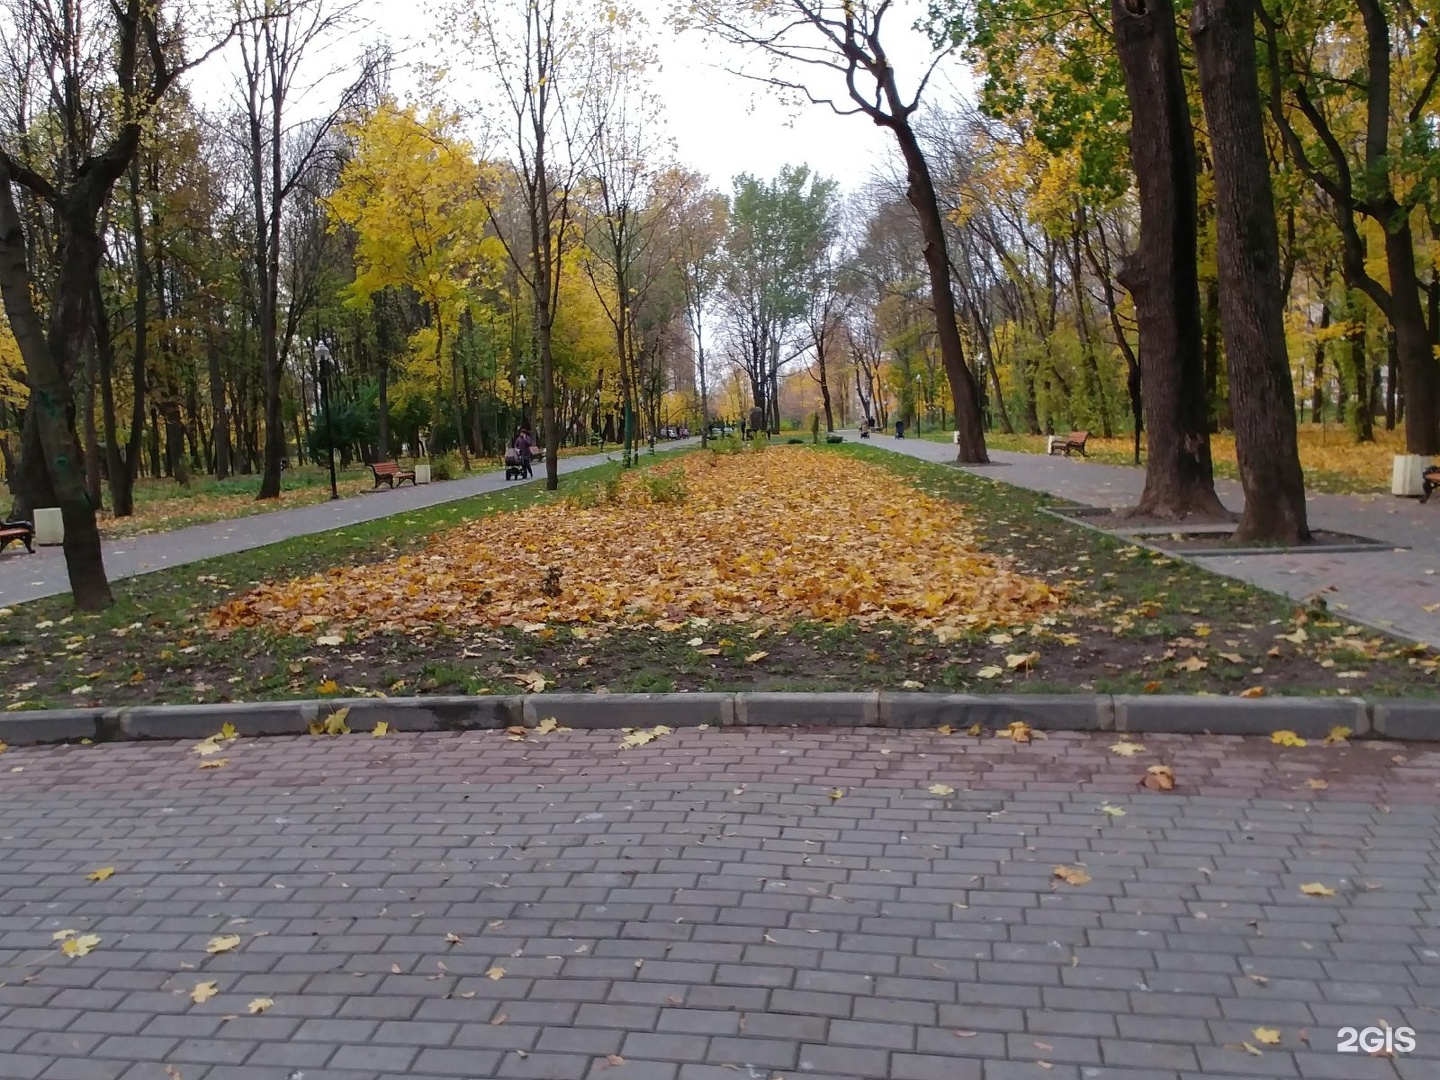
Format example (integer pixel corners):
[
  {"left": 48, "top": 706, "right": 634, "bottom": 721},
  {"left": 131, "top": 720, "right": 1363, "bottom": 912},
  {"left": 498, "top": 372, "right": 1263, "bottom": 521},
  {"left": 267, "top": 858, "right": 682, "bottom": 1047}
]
[{"left": 315, "top": 340, "right": 339, "bottom": 501}]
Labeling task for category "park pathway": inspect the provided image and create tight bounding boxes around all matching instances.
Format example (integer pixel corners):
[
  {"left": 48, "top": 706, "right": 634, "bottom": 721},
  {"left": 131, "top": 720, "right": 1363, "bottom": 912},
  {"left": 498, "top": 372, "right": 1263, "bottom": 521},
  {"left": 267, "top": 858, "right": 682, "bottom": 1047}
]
[
  {"left": 856, "top": 432, "right": 1440, "bottom": 644},
  {"left": 0, "top": 725, "right": 1434, "bottom": 1080},
  {"left": 0, "top": 443, "right": 693, "bottom": 608}
]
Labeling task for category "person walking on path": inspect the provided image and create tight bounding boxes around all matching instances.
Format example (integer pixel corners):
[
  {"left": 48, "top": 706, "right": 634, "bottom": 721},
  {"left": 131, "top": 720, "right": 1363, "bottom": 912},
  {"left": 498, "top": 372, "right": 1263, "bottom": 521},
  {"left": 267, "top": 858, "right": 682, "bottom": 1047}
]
[{"left": 513, "top": 426, "right": 534, "bottom": 479}]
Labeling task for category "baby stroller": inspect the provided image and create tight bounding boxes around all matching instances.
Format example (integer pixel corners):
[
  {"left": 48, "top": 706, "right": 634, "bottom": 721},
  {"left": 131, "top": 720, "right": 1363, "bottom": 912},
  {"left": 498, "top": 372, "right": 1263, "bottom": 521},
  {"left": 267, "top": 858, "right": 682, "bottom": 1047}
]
[{"left": 504, "top": 447, "right": 528, "bottom": 481}]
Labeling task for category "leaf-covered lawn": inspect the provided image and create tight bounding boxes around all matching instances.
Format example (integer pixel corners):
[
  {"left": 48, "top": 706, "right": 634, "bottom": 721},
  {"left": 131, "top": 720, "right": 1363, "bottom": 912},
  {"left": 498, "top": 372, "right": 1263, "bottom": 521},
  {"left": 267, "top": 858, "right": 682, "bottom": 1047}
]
[
  {"left": 2, "top": 443, "right": 1437, "bottom": 711},
  {"left": 210, "top": 448, "right": 1064, "bottom": 641},
  {"left": 927, "top": 424, "right": 1406, "bottom": 495}
]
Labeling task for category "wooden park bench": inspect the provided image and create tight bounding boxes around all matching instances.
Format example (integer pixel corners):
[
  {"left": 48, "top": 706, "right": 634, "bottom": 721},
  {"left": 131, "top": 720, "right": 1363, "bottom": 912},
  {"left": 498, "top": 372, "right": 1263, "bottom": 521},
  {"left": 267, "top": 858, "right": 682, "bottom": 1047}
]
[
  {"left": 1047, "top": 430, "right": 1090, "bottom": 457},
  {"left": 0, "top": 518, "right": 35, "bottom": 555},
  {"left": 1422, "top": 465, "right": 1440, "bottom": 504},
  {"left": 369, "top": 461, "right": 416, "bottom": 490}
]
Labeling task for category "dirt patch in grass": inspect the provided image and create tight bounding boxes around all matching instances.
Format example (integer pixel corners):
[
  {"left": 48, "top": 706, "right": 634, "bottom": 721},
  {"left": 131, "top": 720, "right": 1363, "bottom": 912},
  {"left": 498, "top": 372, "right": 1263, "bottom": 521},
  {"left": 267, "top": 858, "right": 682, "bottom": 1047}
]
[{"left": 2, "top": 444, "right": 1437, "bottom": 712}]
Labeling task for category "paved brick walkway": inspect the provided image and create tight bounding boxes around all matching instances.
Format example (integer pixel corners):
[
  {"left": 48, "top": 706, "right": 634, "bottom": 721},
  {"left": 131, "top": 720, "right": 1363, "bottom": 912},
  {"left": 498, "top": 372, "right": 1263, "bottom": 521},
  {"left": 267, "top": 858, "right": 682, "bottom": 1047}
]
[
  {"left": 861, "top": 434, "right": 1440, "bottom": 645},
  {"left": 0, "top": 727, "right": 1436, "bottom": 1080},
  {"left": 0, "top": 444, "right": 693, "bottom": 608}
]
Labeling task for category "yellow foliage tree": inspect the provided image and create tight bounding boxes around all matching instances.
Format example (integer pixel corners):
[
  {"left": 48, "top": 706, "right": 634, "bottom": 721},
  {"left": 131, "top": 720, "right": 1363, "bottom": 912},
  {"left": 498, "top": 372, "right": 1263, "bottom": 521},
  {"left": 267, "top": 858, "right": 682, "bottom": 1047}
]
[{"left": 328, "top": 100, "right": 504, "bottom": 468}]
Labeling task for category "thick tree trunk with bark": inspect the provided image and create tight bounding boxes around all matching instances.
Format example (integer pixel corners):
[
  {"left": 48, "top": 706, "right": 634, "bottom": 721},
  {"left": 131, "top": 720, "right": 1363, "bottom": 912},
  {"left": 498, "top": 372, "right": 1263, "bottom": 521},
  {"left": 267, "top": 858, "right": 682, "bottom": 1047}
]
[
  {"left": 891, "top": 123, "right": 988, "bottom": 463},
  {"left": 1112, "top": 0, "right": 1226, "bottom": 520},
  {"left": 0, "top": 178, "right": 112, "bottom": 608},
  {"left": 1192, "top": 0, "right": 1309, "bottom": 543}
]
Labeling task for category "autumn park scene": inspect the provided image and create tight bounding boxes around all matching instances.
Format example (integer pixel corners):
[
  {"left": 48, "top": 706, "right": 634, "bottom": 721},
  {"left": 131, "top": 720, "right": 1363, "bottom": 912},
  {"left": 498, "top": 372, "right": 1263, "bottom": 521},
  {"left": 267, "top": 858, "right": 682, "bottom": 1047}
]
[{"left": 0, "top": 1, "right": 1438, "bottom": 1078}]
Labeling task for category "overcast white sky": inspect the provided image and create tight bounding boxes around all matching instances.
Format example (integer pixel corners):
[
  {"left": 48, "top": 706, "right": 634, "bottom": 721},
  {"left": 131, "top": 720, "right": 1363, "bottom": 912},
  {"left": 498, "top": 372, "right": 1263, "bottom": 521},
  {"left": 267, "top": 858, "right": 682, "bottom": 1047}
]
[{"left": 185, "top": 0, "right": 973, "bottom": 197}]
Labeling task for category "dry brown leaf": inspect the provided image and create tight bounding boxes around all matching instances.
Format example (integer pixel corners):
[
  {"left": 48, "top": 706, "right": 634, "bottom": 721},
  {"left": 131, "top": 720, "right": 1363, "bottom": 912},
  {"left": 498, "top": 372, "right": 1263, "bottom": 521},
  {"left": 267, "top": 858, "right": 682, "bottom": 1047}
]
[
  {"left": 1304, "top": 778, "right": 1329, "bottom": 790},
  {"left": 1109, "top": 741, "right": 1145, "bottom": 757},
  {"left": 1141, "top": 764, "right": 1176, "bottom": 792},
  {"left": 1178, "top": 655, "right": 1208, "bottom": 672},
  {"left": 605, "top": 1055, "right": 625, "bottom": 1067},
  {"left": 1053, "top": 865, "right": 1091, "bottom": 886},
  {"left": 620, "top": 725, "right": 672, "bottom": 749},
  {"left": 485, "top": 966, "right": 506, "bottom": 980},
  {"left": 1239, "top": 686, "right": 1266, "bottom": 698},
  {"left": 744, "top": 650, "right": 769, "bottom": 664},
  {"left": 208, "top": 452, "right": 1067, "bottom": 644}
]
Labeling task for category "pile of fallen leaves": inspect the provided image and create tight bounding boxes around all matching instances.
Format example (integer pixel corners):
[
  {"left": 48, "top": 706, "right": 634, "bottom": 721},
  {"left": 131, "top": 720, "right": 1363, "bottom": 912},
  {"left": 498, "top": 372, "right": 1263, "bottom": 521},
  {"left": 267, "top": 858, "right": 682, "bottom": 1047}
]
[{"left": 209, "top": 448, "right": 1063, "bottom": 641}]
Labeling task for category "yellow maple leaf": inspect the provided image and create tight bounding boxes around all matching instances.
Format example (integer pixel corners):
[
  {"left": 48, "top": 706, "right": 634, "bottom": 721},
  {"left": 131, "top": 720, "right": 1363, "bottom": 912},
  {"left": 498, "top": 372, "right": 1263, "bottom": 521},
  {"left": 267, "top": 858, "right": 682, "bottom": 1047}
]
[
  {"left": 1178, "top": 655, "right": 1208, "bottom": 672},
  {"left": 61, "top": 933, "right": 101, "bottom": 957},
  {"left": 1322, "top": 725, "right": 1352, "bottom": 745},
  {"left": 247, "top": 997, "right": 273, "bottom": 1014},
  {"left": 1005, "top": 651, "right": 1039, "bottom": 671},
  {"left": 828, "top": 788, "right": 845, "bottom": 800},
  {"left": 976, "top": 665, "right": 1003, "bottom": 679},
  {"left": 744, "top": 650, "right": 769, "bottom": 663},
  {"left": 205, "top": 934, "right": 242, "bottom": 954},
  {"left": 317, "top": 679, "right": 340, "bottom": 695},
  {"left": 310, "top": 707, "right": 350, "bottom": 737},
  {"left": 928, "top": 783, "right": 956, "bottom": 796},
  {"left": 190, "top": 981, "right": 219, "bottom": 1003},
  {"left": 1109, "top": 741, "right": 1146, "bottom": 757},
  {"left": 1271, "top": 730, "right": 1307, "bottom": 747},
  {"left": 219, "top": 722, "right": 238, "bottom": 741},
  {"left": 372, "top": 721, "right": 390, "bottom": 737},
  {"left": 1299, "top": 882, "right": 1336, "bottom": 897},
  {"left": 86, "top": 867, "right": 115, "bottom": 882},
  {"left": 1252, "top": 1027, "right": 1281, "bottom": 1046}
]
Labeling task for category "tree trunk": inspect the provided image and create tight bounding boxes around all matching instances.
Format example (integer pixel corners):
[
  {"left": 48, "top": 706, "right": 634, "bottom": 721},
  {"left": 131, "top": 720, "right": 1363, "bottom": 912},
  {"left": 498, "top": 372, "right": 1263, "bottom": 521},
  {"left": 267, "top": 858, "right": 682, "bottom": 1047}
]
[
  {"left": 1383, "top": 222, "right": 1439, "bottom": 451},
  {"left": 0, "top": 177, "right": 112, "bottom": 608},
  {"left": 1192, "top": 0, "right": 1308, "bottom": 542},
  {"left": 207, "top": 324, "right": 232, "bottom": 480},
  {"left": 1311, "top": 298, "right": 1330, "bottom": 422},
  {"left": 1386, "top": 328, "right": 1397, "bottom": 429},
  {"left": 1349, "top": 310, "right": 1371, "bottom": 441},
  {"left": 83, "top": 326, "right": 103, "bottom": 508},
  {"left": 1201, "top": 277, "right": 1221, "bottom": 430},
  {"left": 890, "top": 122, "right": 988, "bottom": 463},
  {"left": 1112, "top": 0, "right": 1225, "bottom": 519}
]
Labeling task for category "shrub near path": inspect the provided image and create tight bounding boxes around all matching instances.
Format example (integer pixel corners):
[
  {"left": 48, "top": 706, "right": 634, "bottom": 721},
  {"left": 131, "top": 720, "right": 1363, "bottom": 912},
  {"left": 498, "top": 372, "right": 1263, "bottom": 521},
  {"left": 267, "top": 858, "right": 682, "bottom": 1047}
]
[{"left": 2, "top": 443, "right": 1437, "bottom": 711}]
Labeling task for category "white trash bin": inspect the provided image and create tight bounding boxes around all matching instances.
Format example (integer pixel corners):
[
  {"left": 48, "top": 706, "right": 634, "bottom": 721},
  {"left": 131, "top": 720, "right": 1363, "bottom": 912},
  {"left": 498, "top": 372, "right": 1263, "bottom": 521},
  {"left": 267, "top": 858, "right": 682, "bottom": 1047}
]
[
  {"left": 33, "top": 507, "right": 63, "bottom": 546},
  {"left": 1392, "top": 454, "right": 1424, "bottom": 497},
  {"left": 414, "top": 463, "right": 432, "bottom": 485}
]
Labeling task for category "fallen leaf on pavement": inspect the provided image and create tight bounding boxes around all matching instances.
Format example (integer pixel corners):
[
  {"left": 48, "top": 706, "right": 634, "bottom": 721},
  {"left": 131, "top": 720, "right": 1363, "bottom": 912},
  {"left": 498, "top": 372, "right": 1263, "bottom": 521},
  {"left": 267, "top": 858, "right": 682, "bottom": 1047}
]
[
  {"left": 1000, "top": 721, "right": 1033, "bottom": 743},
  {"left": 1141, "top": 765, "right": 1175, "bottom": 792},
  {"left": 1323, "top": 725, "right": 1352, "bottom": 745},
  {"left": 373, "top": 721, "right": 389, "bottom": 737},
  {"left": 1299, "top": 882, "right": 1336, "bottom": 897},
  {"left": 247, "top": 998, "right": 273, "bottom": 1014},
  {"left": 1271, "top": 730, "right": 1307, "bottom": 747},
  {"left": 1100, "top": 804, "right": 1126, "bottom": 817},
  {"left": 928, "top": 783, "right": 956, "bottom": 796},
  {"left": 485, "top": 966, "right": 506, "bottom": 980},
  {"left": 1304, "top": 778, "right": 1328, "bottom": 790},
  {"left": 1253, "top": 1027, "right": 1281, "bottom": 1046},
  {"left": 620, "top": 726, "right": 673, "bottom": 749},
  {"left": 86, "top": 867, "right": 115, "bottom": 882},
  {"left": 1052, "top": 865, "right": 1091, "bottom": 886},
  {"left": 61, "top": 933, "right": 101, "bottom": 957},
  {"left": 190, "top": 981, "right": 218, "bottom": 1003},
  {"left": 1109, "top": 741, "right": 1145, "bottom": 757},
  {"left": 206, "top": 935, "right": 241, "bottom": 954},
  {"left": 828, "top": 788, "right": 844, "bottom": 800}
]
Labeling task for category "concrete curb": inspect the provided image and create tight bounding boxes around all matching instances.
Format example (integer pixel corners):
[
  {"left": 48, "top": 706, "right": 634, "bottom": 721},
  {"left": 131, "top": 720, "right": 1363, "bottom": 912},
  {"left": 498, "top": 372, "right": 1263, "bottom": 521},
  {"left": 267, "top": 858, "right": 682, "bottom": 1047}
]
[{"left": 0, "top": 693, "right": 1435, "bottom": 748}]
